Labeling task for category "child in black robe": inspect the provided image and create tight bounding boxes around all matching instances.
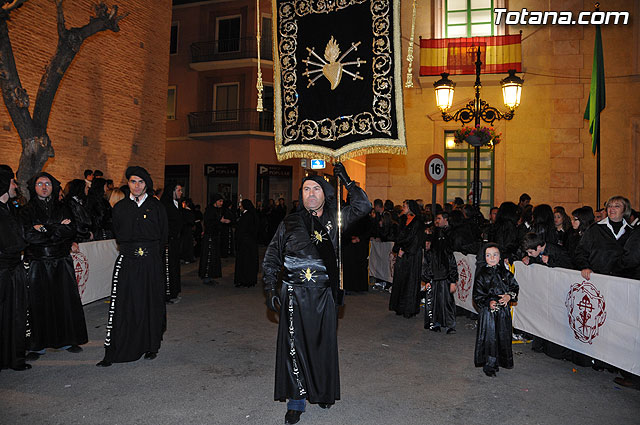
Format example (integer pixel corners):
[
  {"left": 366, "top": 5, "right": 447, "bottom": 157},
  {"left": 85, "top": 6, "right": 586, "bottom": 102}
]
[{"left": 473, "top": 243, "right": 519, "bottom": 377}]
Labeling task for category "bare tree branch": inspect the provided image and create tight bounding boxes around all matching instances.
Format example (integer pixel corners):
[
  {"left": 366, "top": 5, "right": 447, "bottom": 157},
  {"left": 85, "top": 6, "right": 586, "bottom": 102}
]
[
  {"left": 1, "top": 0, "right": 28, "bottom": 15},
  {"left": 32, "top": 1, "right": 126, "bottom": 129}
]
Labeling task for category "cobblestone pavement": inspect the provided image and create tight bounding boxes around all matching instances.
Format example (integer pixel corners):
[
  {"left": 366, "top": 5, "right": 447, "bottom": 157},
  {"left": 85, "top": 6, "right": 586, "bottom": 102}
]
[{"left": 1, "top": 257, "right": 638, "bottom": 425}]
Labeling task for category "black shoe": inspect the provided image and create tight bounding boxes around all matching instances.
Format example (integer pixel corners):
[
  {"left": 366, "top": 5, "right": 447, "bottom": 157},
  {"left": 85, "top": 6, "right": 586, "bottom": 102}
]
[
  {"left": 96, "top": 360, "right": 112, "bottom": 367},
  {"left": 11, "top": 363, "right": 32, "bottom": 371},
  {"left": 431, "top": 326, "right": 441, "bottom": 332},
  {"left": 66, "top": 345, "right": 83, "bottom": 353},
  {"left": 318, "top": 403, "right": 332, "bottom": 409},
  {"left": 285, "top": 410, "right": 302, "bottom": 424},
  {"left": 484, "top": 369, "right": 496, "bottom": 377},
  {"left": 446, "top": 328, "right": 456, "bottom": 335},
  {"left": 25, "top": 352, "right": 42, "bottom": 361},
  {"left": 144, "top": 352, "right": 157, "bottom": 360}
]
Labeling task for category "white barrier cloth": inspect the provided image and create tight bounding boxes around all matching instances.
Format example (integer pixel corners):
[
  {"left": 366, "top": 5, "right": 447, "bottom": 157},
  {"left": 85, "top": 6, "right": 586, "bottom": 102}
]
[
  {"left": 369, "top": 240, "right": 395, "bottom": 283},
  {"left": 454, "top": 252, "right": 477, "bottom": 313},
  {"left": 512, "top": 262, "right": 640, "bottom": 375},
  {"left": 71, "top": 239, "right": 118, "bottom": 305}
]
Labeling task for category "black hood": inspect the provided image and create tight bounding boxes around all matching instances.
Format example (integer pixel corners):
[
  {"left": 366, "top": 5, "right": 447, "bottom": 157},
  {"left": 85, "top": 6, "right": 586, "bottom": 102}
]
[
  {"left": 406, "top": 200, "right": 421, "bottom": 216},
  {"left": 160, "top": 182, "right": 179, "bottom": 205},
  {"left": 297, "top": 175, "right": 336, "bottom": 212},
  {"left": 0, "top": 165, "right": 13, "bottom": 197},
  {"left": 28, "top": 171, "right": 61, "bottom": 201},
  {"left": 125, "top": 166, "right": 154, "bottom": 195}
]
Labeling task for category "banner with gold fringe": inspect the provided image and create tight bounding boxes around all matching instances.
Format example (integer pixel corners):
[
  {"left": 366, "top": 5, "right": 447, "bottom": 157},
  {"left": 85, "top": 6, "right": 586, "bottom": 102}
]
[
  {"left": 420, "top": 34, "right": 522, "bottom": 76},
  {"left": 272, "top": 0, "right": 407, "bottom": 162}
]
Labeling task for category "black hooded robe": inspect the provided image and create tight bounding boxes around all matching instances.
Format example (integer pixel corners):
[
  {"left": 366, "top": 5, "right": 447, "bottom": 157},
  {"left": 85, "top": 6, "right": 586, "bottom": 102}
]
[
  {"left": 160, "top": 185, "right": 183, "bottom": 301},
  {"left": 0, "top": 198, "right": 29, "bottom": 369},
  {"left": 389, "top": 215, "right": 425, "bottom": 318},
  {"left": 102, "top": 176, "right": 168, "bottom": 363},
  {"left": 234, "top": 207, "right": 259, "bottom": 287},
  {"left": 422, "top": 231, "right": 459, "bottom": 330},
  {"left": 21, "top": 173, "right": 88, "bottom": 351},
  {"left": 473, "top": 262, "right": 519, "bottom": 372},
  {"left": 263, "top": 180, "right": 371, "bottom": 405},
  {"left": 199, "top": 195, "right": 224, "bottom": 281},
  {"left": 342, "top": 215, "right": 371, "bottom": 292}
]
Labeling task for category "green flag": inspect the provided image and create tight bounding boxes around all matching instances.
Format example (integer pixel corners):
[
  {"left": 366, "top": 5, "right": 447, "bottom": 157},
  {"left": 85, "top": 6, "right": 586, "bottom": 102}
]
[{"left": 584, "top": 25, "right": 605, "bottom": 155}]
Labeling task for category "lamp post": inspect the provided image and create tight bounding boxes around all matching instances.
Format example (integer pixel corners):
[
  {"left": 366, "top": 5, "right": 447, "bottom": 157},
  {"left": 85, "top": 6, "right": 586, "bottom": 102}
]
[{"left": 433, "top": 48, "right": 523, "bottom": 209}]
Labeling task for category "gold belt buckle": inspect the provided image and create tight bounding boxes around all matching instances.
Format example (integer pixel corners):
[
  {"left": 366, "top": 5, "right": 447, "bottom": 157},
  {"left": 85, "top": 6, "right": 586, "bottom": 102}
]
[{"left": 135, "top": 247, "right": 148, "bottom": 257}]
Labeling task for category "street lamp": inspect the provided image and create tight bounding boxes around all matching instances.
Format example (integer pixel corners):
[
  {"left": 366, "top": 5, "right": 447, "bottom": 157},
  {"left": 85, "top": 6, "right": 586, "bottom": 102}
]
[{"left": 433, "top": 47, "right": 523, "bottom": 208}]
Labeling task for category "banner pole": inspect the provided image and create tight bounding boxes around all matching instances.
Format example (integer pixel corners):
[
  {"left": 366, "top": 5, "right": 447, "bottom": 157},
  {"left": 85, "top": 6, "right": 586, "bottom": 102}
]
[{"left": 337, "top": 177, "right": 343, "bottom": 291}]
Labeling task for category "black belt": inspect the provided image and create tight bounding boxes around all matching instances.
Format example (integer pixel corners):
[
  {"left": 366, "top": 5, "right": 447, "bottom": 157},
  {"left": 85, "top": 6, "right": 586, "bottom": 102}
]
[{"left": 25, "top": 244, "right": 70, "bottom": 259}]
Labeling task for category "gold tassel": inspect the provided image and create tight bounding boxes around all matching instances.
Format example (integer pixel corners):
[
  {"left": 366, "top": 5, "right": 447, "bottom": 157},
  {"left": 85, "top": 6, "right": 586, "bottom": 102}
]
[
  {"left": 256, "top": 0, "right": 264, "bottom": 112},
  {"left": 405, "top": 0, "right": 417, "bottom": 88}
]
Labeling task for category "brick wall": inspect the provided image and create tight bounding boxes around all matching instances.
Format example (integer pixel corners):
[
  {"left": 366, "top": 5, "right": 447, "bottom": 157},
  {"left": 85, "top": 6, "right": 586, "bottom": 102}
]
[{"left": 0, "top": 0, "right": 171, "bottom": 188}]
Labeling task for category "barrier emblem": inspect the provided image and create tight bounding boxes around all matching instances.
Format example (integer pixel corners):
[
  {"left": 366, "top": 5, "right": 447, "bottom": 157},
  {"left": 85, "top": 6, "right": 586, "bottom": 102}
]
[
  {"left": 565, "top": 281, "right": 607, "bottom": 344},
  {"left": 72, "top": 251, "right": 89, "bottom": 296},
  {"left": 456, "top": 258, "right": 473, "bottom": 302}
]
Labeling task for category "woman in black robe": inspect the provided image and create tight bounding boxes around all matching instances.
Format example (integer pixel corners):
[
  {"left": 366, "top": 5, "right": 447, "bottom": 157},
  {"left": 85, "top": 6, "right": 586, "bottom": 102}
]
[
  {"left": 21, "top": 172, "right": 88, "bottom": 356},
  {"left": 389, "top": 200, "right": 425, "bottom": 318},
  {"left": 0, "top": 166, "right": 30, "bottom": 371},
  {"left": 473, "top": 243, "right": 519, "bottom": 377},
  {"left": 160, "top": 183, "right": 184, "bottom": 302},
  {"left": 488, "top": 202, "right": 521, "bottom": 264},
  {"left": 86, "top": 177, "right": 113, "bottom": 240},
  {"left": 199, "top": 194, "right": 227, "bottom": 284},
  {"left": 234, "top": 199, "right": 259, "bottom": 287}
]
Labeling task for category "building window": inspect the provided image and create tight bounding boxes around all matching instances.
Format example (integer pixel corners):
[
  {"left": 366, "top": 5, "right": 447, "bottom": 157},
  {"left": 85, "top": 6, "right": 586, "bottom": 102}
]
[
  {"left": 167, "top": 86, "right": 177, "bottom": 120},
  {"left": 217, "top": 16, "right": 241, "bottom": 53},
  {"left": 446, "top": 0, "right": 493, "bottom": 38},
  {"left": 170, "top": 22, "right": 179, "bottom": 55},
  {"left": 443, "top": 131, "right": 494, "bottom": 216},
  {"left": 214, "top": 83, "right": 239, "bottom": 121},
  {"left": 261, "top": 16, "right": 272, "bottom": 59}
]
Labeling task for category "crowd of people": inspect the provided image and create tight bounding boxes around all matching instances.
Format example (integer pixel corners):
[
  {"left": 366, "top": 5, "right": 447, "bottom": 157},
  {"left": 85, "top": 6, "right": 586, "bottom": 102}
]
[{"left": 1, "top": 162, "right": 637, "bottom": 419}]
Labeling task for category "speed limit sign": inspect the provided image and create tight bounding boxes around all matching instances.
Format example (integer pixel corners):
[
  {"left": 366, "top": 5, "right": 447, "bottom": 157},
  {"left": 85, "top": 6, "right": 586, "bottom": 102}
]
[{"left": 425, "top": 154, "right": 447, "bottom": 184}]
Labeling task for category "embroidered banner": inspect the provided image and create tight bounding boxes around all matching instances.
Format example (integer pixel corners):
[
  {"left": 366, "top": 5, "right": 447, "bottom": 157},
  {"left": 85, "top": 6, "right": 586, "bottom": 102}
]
[
  {"left": 272, "top": 0, "right": 407, "bottom": 161},
  {"left": 419, "top": 34, "right": 522, "bottom": 76}
]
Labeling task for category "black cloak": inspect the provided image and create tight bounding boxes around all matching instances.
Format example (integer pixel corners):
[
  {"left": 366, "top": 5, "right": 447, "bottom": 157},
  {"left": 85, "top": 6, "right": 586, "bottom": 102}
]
[
  {"left": 263, "top": 178, "right": 371, "bottom": 405},
  {"left": 100, "top": 168, "right": 168, "bottom": 363},
  {"left": 20, "top": 172, "right": 88, "bottom": 351},
  {"left": 473, "top": 243, "right": 519, "bottom": 373},
  {"left": 0, "top": 165, "right": 29, "bottom": 369}
]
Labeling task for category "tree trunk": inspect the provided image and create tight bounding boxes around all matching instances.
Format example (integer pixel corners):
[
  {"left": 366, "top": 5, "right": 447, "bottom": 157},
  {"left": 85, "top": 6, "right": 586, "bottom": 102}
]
[{"left": 0, "top": 1, "right": 126, "bottom": 199}]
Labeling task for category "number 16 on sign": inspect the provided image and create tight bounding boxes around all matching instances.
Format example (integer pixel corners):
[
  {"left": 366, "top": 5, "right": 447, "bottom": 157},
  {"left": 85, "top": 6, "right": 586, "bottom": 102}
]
[{"left": 425, "top": 154, "right": 447, "bottom": 218}]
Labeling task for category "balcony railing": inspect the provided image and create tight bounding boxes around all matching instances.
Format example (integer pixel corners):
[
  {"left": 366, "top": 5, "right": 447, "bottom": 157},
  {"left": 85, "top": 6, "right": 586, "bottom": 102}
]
[
  {"left": 191, "top": 37, "right": 273, "bottom": 63},
  {"left": 188, "top": 109, "right": 274, "bottom": 134}
]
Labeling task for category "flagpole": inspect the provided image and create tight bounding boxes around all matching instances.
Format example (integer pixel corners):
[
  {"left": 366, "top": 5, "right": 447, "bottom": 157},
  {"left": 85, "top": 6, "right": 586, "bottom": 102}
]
[
  {"left": 597, "top": 133, "right": 600, "bottom": 208},
  {"left": 595, "top": 2, "right": 601, "bottom": 209}
]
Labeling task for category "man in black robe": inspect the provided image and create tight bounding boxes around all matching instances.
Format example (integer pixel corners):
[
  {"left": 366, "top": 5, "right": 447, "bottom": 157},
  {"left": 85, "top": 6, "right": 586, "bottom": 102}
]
[
  {"left": 21, "top": 172, "right": 88, "bottom": 359},
  {"left": 160, "top": 183, "right": 184, "bottom": 303},
  {"left": 263, "top": 163, "right": 371, "bottom": 424},
  {"left": 0, "top": 166, "right": 31, "bottom": 371},
  {"left": 96, "top": 166, "right": 168, "bottom": 367},
  {"left": 199, "top": 194, "right": 229, "bottom": 285}
]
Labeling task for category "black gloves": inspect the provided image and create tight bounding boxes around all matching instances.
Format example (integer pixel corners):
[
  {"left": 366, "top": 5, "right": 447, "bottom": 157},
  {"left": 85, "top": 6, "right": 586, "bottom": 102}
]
[
  {"left": 333, "top": 162, "right": 352, "bottom": 185},
  {"left": 266, "top": 288, "right": 281, "bottom": 312}
]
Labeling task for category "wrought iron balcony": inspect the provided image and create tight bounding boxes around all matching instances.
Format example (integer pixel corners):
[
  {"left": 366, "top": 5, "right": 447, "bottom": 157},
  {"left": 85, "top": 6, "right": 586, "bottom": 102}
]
[
  {"left": 188, "top": 109, "right": 274, "bottom": 135},
  {"left": 190, "top": 37, "right": 273, "bottom": 63}
]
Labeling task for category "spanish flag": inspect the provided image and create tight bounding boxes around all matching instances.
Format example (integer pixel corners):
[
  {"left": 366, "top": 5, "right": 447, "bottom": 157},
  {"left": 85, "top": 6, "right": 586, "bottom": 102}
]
[{"left": 420, "top": 35, "right": 521, "bottom": 76}]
